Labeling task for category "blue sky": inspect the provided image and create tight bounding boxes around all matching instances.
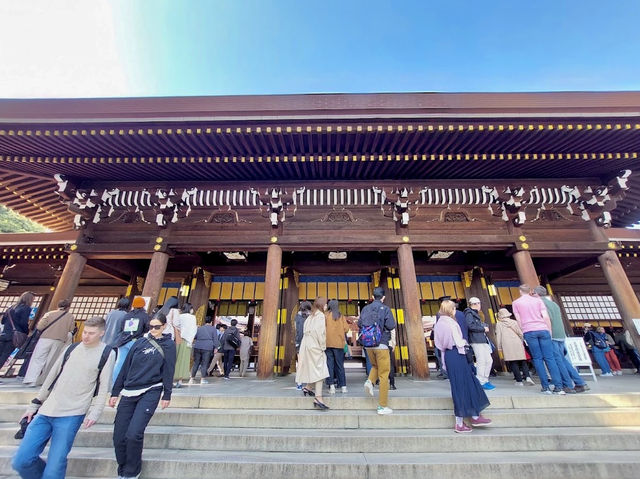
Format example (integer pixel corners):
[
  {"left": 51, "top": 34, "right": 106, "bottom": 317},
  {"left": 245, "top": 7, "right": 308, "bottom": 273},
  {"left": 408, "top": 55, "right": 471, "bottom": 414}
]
[{"left": 1, "top": 0, "right": 639, "bottom": 98}]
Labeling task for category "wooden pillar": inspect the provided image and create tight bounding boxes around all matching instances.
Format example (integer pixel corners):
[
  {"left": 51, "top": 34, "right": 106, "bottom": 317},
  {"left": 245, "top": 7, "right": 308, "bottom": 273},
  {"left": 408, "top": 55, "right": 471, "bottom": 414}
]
[
  {"left": 257, "top": 244, "right": 282, "bottom": 379},
  {"left": 280, "top": 268, "right": 299, "bottom": 375},
  {"left": 513, "top": 250, "right": 540, "bottom": 288},
  {"left": 397, "top": 244, "right": 429, "bottom": 379},
  {"left": 50, "top": 252, "right": 87, "bottom": 308},
  {"left": 189, "top": 268, "right": 209, "bottom": 326},
  {"left": 598, "top": 250, "right": 640, "bottom": 350},
  {"left": 141, "top": 251, "right": 170, "bottom": 313}
]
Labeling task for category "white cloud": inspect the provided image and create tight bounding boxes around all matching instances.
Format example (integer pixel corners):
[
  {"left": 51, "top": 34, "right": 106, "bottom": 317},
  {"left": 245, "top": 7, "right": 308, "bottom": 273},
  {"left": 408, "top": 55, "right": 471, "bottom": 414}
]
[{"left": 0, "top": 0, "right": 129, "bottom": 98}]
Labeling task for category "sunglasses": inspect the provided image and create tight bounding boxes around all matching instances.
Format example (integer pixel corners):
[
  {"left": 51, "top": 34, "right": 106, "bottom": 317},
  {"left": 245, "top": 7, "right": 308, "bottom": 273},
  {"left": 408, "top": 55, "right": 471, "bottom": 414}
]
[{"left": 149, "top": 324, "right": 164, "bottom": 330}]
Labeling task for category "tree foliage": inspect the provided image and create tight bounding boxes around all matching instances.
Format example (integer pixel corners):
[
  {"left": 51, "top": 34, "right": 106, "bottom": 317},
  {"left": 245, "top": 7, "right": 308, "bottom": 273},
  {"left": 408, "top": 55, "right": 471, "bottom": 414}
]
[{"left": 0, "top": 205, "right": 46, "bottom": 233}]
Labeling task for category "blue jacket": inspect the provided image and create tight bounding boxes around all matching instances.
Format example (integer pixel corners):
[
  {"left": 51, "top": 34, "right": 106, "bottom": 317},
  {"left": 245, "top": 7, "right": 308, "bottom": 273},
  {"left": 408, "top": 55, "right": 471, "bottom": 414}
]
[
  {"left": 358, "top": 300, "right": 396, "bottom": 346},
  {"left": 193, "top": 324, "right": 220, "bottom": 351},
  {"left": 0, "top": 303, "right": 31, "bottom": 340},
  {"left": 112, "top": 333, "right": 176, "bottom": 400}
]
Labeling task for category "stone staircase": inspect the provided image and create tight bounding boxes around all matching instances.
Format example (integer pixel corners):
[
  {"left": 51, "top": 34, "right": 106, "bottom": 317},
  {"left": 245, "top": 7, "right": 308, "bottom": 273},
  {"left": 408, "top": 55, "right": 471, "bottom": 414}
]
[{"left": 0, "top": 389, "right": 639, "bottom": 478}]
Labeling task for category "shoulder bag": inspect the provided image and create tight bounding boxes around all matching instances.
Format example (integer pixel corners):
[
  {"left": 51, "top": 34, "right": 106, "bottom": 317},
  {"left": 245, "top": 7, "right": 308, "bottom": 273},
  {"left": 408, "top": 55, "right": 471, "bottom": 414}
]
[{"left": 6, "top": 309, "right": 28, "bottom": 349}]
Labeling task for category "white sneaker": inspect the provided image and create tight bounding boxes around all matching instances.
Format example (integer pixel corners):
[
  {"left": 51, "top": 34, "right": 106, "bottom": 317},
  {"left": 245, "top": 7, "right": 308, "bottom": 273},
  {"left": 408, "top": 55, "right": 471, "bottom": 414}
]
[
  {"left": 188, "top": 378, "right": 195, "bottom": 385},
  {"left": 514, "top": 381, "right": 524, "bottom": 387},
  {"left": 615, "top": 371, "right": 623, "bottom": 376},
  {"left": 364, "top": 379, "right": 374, "bottom": 397},
  {"left": 341, "top": 386, "right": 348, "bottom": 393},
  {"left": 377, "top": 406, "right": 393, "bottom": 415},
  {"left": 329, "top": 385, "right": 336, "bottom": 394},
  {"left": 201, "top": 379, "right": 209, "bottom": 384},
  {"left": 601, "top": 372, "right": 614, "bottom": 377},
  {"left": 525, "top": 377, "right": 536, "bottom": 386}
]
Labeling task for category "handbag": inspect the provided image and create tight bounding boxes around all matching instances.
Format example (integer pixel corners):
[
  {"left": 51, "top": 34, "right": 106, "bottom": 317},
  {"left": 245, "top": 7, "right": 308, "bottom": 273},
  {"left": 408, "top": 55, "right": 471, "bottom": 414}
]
[
  {"left": 6, "top": 309, "right": 28, "bottom": 349},
  {"left": 464, "top": 345, "right": 475, "bottom": 364}
]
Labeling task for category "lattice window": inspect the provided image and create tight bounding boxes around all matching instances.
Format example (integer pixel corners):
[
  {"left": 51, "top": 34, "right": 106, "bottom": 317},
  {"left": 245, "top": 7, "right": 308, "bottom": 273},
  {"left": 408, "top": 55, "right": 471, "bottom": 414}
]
[
  {"left": 69, "top": 296, "right": 119, "bottom": 322},
  {"left": 0, "top": 295, "right": 43, "bottom": 315},
  {"left": 560, "top": 295, "right": 622, "bottom": 328}
]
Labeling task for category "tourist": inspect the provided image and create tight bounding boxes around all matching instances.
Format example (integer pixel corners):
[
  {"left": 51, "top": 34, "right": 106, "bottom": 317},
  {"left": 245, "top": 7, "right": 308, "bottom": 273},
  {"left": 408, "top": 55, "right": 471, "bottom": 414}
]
[
  {"left": 359, "top": 287, "right": 396, "bottom": 415},
  {"left": 221, "top": 318, "right": 241, "bottom": 379},
  {"left": 111, "top": 296, "right": 150, "bottom": 383},
  {"left": 156, "top": 295, "right": 179, "bottom": 340},
  {"left": 23, "top": 299, "right": 75, "bottom": 387},
  {"left": 595, "top": 326, "right": 622, "bottom": 375},
  {"left": 189, "top": 316, "right": 219, "bottom": 384},
  {"left": 584, "top": 323, "right": 613, "bottom": 376},
  {"left": 12, "top": 316, "right": 115, "bottom": 478},
  {"left": 103, "top": 298, "right": 130, "bottom": 347},
  {"left": 173, "top": 303, "right": 197, "bottom": 387},
  {"left": 464, "top": 297, "right": 495, "bottom": 390},
  {"left": 434, "top": 299, "right": 491, "bottom": 433},
  {"left": 294, "top": 301, "right": 312, "bottom": 389},
  {"left": 495, "top": 308, "right": 535, "bottom": 386},
  {"left": 239, "top": 330, "right": 253, "bottom": 377},
  {"left": 614, "top": 329, "right": 640, "bottom": 373},
  {"left": 296, "top": 297, "right": 330, "bottom": 410},
  {"left": 110, "top": 313, "right": 176, "bottom": 479},
  {"left": 533, "top": 286, "right": 589, "bottom": 393},
  {"left": 325, "top": 299, "right": 350, "bottom": 394},
  {"left": 0, "top": 291, "right": 34, "bottom": 370},
  {"left": 207, "top": 323, "right": 227, "bottom": 376},
  {"left": 512, "top": 284, "right": 564, "bottom": 395}
]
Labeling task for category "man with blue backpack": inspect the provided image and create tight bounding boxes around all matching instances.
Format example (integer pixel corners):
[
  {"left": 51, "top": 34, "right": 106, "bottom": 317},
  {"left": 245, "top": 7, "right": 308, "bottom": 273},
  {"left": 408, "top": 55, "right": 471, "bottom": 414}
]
[{"left": 358, "top": 287, "right": 396, "bottom": 415}]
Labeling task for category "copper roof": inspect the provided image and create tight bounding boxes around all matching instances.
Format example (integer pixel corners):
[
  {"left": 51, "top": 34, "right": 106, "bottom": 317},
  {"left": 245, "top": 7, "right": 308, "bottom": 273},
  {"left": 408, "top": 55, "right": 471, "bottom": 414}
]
[{"left": 1, "top": 92, "right": 639, "bottom": 230}]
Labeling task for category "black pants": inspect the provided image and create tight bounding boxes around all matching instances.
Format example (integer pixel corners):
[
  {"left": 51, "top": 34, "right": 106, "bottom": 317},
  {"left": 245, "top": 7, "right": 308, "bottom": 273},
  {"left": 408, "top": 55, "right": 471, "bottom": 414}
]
[
  {"left": 0, "top": 340, "right": 14, "bottom": 371},
  {"left": 113, "top": 387, "right": 161, "bottom": 478},
  {"left": 191, "top": 348, "right": 212, "bottom": 378},
  {"left": 508, "top": 359, "right": 531, "bottom": 382},
  {"left": 388, "top": 347, "right": 396, "bottom": 387},
  {"left": 223, "top": 349, "right": 235, "bottom": 378}
]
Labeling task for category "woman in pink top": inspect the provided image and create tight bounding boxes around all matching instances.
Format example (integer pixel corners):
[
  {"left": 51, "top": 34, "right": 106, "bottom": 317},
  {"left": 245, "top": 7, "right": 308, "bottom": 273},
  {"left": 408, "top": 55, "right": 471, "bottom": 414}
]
[{"left": 434, "top": 300, "right": 491, "bottom": 433}]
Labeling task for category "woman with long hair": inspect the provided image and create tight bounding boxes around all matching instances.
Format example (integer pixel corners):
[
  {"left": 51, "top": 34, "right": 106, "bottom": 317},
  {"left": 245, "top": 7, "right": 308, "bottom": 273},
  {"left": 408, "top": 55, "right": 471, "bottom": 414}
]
[
  {"left": 325, "top": 299, "right": 351, "bottom": 394},
  {"left": 434, "top": 300, "right": 491, "bottom": 433},
  {"left": 295, "top": 297, "right": 330, "bottom": 410},
  {"left": 173, "top": 303, "right": 197, "bottom": 388},
  {"left": 0, "top": 291, "right": 35, "bottom": 369},
  {"left": 109, "top": 313, "right": 176, "bottom": 479}
]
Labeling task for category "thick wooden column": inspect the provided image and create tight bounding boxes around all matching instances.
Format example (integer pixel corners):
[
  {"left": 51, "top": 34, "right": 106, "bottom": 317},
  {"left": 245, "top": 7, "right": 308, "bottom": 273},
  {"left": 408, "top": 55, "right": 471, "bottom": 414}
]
[
  {"left": 257, "top": 244, "right": 282, "bottom": 379},
  {"left": 50, "top": 252, "right": 87, "bottom": 307},
  {"left": 397, "top": 244, "right": 429, "bottom": 379},
  {"left": 513, "top": 250, "right": 540, "bottom": 287},
  {"left": 598, "top": 250, "right": 640, "bottom": 350},
  {"left": 280, "top": 268, "right": 299, "bottom": 375},
  {"left": 141, "top": 251, "right": 170, "bottom": 313}
]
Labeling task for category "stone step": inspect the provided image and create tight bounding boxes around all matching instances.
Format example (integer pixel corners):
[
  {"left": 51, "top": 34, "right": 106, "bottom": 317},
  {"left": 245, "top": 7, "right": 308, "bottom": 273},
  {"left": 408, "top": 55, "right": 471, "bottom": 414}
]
[
  {"left": 1, "top": 405, "right": 639, "bottom": 429},
  {"left": 1, "top": 389, "right": 639, "bottom": 410},
  {"left": 0, "top": 446, "right": 638, "bottom": 478},
  {"left": 2, "top": 423, "right": 639, "bottom": 453}
]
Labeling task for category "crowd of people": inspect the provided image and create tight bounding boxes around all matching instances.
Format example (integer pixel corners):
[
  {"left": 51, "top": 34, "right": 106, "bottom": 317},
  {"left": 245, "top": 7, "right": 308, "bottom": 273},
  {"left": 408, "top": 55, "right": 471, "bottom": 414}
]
[{"left": 2, "top": 283, "right": 640, "bottom": 476}]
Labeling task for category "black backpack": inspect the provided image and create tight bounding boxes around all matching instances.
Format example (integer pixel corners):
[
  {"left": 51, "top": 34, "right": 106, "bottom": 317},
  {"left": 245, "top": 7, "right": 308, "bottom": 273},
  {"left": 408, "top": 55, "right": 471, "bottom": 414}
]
[{"left": 48, "top": 343, "right": 115, "bottom": 397}]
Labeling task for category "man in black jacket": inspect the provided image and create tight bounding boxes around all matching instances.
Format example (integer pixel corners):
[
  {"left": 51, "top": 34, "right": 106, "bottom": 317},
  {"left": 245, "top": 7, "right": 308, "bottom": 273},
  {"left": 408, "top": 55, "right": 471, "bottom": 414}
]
[
  {"left": 221, "top": 319, "right": 240, "bottom": 379},
  {"left": 465, "top": 297, "right": 495, "bottom": 390}
]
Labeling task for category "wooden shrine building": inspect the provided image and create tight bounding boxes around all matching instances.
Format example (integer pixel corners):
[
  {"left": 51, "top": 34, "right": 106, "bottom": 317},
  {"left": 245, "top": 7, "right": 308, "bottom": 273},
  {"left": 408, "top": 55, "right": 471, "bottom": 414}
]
[{"left": 2, "top": 91, "right": 640, "bottom": 379}]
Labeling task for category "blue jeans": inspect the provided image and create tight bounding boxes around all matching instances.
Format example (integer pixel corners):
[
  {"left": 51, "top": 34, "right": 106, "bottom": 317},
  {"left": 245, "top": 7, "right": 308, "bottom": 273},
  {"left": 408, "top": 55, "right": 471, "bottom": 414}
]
[
  {"left": 113, "top": 340, "right": 135, "bottom": 383},
  {"left": 325, "top": 347, "right": 346, "bottom": 387},
  {"left": 12, "top": 413, "right": 84, "bottom": 479},
  {"left": 523, "top": 330, "right": 562, "bottom": 390},
  {"left": 592, "top": 347, "right": 612, "bottom": 374},
  {"left": 552, "top": 339, "right": 586, "bottom": 387}
]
